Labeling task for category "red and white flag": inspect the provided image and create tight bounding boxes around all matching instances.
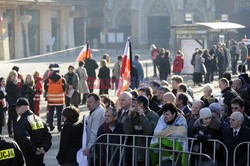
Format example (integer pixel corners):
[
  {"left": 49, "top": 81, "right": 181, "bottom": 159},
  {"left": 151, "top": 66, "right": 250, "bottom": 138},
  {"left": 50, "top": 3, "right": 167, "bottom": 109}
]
[
  {"left": 116, "top": 37, "right": 132, "bottom": 97},
  {"left": 75, "top": 43, "right": 91, "bottom": 63}
]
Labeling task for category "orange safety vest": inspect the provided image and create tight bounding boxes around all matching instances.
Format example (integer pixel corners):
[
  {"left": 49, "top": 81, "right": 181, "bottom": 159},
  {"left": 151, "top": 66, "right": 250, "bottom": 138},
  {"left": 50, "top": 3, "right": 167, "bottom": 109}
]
[{"left": 47, "top": 78, "right": 64, "bottom": 106}]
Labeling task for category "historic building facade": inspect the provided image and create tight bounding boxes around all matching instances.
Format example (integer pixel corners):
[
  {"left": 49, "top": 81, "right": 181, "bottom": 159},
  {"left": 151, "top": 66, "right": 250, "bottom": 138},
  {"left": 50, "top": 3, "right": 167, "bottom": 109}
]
[
  {"left": 87, "top": 0, "right": 249, "bottom": 49},
  {"left": 0, "top": 0, "right": 85, "bottom": 60},
  {"left": 101, "top": 0, "right": 216, "bottom": 49}
]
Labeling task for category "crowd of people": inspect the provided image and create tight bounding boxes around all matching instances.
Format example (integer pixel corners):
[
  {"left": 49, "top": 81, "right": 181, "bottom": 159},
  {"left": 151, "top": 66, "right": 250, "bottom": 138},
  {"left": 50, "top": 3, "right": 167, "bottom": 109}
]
[{"left": 0, "top": 39, "right": 250, "bottom": 165}]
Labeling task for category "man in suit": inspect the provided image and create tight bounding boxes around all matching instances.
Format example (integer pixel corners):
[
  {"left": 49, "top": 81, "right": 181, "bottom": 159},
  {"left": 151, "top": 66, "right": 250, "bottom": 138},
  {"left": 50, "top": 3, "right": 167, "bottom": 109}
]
[
  {"left": 222, "top": 111, "right": 250, "bottom": 166},
  {"left": 117, "top": 92, "right": 133, "bottom": 123},
  {"left": 175, "top": 92, "right": 191, "bottom": 115}
]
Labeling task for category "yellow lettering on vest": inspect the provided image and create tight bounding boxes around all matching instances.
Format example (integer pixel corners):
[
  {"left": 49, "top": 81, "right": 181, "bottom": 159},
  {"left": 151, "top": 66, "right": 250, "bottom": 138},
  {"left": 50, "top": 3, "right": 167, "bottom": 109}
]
[
  {"left": 0, "top": 148, "right": 15, "bottom": 161},
  {"left": 30, "top": 121, "right": 44, "bottom": 130}
]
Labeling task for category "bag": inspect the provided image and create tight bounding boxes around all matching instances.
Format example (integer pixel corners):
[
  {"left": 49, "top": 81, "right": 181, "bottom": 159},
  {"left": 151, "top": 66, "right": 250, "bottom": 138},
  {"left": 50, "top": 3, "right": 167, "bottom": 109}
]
[
  {"left": 71, "top": 91, "right": 81, "bottom": 105},
  {"left": 201, "top": 63, "right": 207, "bottom": 75}
]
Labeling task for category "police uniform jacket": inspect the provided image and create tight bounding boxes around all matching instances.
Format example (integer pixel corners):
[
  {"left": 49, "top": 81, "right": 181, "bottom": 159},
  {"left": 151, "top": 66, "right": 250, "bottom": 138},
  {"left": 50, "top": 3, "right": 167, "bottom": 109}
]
[
  {"left": 0, "top": 136, "right": 26, "bottom": 166},
  {"left": 14, "top": 110, "right": 52, "bottom": 160}
]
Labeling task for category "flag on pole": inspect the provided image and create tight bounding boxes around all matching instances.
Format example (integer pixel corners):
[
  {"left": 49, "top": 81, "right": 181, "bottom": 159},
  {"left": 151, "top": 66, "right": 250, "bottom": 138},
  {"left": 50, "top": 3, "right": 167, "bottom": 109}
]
[
  {"left": 75, "top": 43, "right": 91, "bottom": 63},
  {"left": 116, "top": 37, "right": 132, "bottom": 97}
]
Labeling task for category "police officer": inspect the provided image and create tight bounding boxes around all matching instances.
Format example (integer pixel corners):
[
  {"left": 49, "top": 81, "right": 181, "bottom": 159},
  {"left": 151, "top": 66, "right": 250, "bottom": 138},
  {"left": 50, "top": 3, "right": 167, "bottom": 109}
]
[
  {"left": 0, "top": 136, "right": 26, "bottom": 166},
  {"left": 13, "top": 98, "right": 52, "bottom": 166}
]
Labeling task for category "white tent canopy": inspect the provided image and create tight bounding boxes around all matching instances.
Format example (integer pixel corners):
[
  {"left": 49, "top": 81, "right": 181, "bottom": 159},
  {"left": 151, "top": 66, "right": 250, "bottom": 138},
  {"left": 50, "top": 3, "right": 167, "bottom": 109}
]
[{"left": 195, "top": 22, "right": 245, "bottom": 30}]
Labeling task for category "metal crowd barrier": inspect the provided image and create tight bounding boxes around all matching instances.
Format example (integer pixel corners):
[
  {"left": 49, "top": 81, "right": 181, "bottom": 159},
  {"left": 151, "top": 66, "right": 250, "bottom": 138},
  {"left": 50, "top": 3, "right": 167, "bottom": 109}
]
[
  {"left": 233, "top": 141, "right": 250, "bottom": 166},
  {"left": 89, "top": 134, "right": 228, "bottom": 166}
]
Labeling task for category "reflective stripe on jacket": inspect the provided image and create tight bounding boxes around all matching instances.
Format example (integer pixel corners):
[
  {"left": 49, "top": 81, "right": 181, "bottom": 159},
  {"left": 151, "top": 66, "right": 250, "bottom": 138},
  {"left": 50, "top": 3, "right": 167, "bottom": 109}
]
[{"left": 47, "top": 78, "right": 64, "bottom": 105}]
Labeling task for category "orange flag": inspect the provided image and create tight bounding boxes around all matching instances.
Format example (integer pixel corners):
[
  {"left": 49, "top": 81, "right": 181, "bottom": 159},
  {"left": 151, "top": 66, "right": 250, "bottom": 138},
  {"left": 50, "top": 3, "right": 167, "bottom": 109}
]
[
  {"left": 116, "top": 37, "right": 131, "bottom": 97},
  {"left": 75, "top": 44, "right": 91, "bottom": 62}
]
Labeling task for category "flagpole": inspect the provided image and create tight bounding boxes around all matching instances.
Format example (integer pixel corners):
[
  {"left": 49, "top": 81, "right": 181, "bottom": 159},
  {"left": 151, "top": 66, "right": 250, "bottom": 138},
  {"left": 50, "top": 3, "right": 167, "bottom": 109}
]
[
  {"left": 129, "top": 37, "right": 132, "bottom": 82},
  {"left": 86, "top": 42, "right": 89, "bottom": 59}
]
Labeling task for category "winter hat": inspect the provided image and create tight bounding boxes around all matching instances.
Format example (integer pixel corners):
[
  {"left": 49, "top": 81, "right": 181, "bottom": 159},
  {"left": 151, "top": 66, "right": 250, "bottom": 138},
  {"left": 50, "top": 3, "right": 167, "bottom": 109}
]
[
  {"left": 209, "top": 103, "right": 221, "bottom": 117},
  {"left": 52, "top": 64, "right": 60, "bottom": 71},
  {"left": 135, "top": 95, "right": 149, "bottom": 108},
  {"left": 199, "top": 107, "right": 212, "bottom": 119},
  {"left": 12, "top": 98, "right": 29, "bottom": 107}
]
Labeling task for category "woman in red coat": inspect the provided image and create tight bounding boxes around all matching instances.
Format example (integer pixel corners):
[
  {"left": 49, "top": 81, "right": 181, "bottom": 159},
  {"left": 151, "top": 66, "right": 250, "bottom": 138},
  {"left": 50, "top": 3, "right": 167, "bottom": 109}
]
[
  {"left": 173, "top": 50, "right": 184, "bottom": 75},
  {"left": 33, "top": 71, "right": 43, "bottom": 116}
]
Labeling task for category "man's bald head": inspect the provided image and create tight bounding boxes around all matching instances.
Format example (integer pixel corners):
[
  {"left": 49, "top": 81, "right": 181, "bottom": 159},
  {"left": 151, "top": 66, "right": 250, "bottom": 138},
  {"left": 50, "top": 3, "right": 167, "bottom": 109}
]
[
  {"left": 163, "top": 92, "right": 176, "bottom": 104},
  {"left": 119, "top": 92, "right": 132, "bottom": 109},
  {"left": 232, "top": 79, "right": 242, "bottom": 91}
]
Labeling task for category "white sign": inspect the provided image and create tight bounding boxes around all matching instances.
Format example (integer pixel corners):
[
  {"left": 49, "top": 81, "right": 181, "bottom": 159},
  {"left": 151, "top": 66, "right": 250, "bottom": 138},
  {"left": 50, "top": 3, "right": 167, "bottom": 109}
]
[{"left": 221, "top": 14, "right": 228, "bottom": 22}]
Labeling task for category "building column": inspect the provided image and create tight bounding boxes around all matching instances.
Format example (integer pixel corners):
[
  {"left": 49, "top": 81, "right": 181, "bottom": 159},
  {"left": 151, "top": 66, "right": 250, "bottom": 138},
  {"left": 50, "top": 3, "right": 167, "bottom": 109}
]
[
  {"left": 0, "top": 9, "right": 10, "bottom": 60},
  {"left": 60, "top": 6, "right": 74, "bottom": 50},
  {"left": 14, "top": 7, "right": 24, "bottom": 59},
  {"left": 40, "top": 7, "right": 52, "bottom": 53},
  {"left": 131, "top": 9, "right": 139, "bottom": 48}
]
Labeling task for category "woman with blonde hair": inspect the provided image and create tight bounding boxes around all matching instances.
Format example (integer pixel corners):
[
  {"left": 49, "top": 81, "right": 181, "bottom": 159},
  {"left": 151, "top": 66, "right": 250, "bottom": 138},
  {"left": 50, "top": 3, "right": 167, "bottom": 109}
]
[
  {"left": 6, "top": 70, "right": 19, "bottom": 137},
  {"left": 102, "top": 54, "right": 110, "bottom": 66},
  {"left": 21, "top": 74, "right": 35, "bottom": 111},
  {"left": 33, "top": 71, "right": 43, "bottom": 116},
  {"left": 200, "top": 83, "right": 218, "bottom": 107}
]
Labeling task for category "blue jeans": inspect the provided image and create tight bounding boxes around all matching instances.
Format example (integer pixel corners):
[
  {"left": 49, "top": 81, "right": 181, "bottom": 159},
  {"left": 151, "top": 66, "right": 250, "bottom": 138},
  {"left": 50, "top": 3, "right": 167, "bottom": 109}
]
[{"left": 48, "top": 105, "right": 63, "bottom": 130}]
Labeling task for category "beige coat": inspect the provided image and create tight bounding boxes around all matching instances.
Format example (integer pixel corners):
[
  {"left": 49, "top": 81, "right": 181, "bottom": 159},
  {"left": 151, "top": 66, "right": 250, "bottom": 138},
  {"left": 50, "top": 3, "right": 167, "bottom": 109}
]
[{"left": 76, "top": 67, "right": 89, "bottom": 94}]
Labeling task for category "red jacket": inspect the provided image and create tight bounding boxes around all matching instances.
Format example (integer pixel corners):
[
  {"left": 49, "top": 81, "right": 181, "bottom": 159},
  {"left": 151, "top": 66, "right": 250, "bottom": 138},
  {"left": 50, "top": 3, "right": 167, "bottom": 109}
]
[{"left": 173, "top": 55, "right": 184, "bottom": 73}]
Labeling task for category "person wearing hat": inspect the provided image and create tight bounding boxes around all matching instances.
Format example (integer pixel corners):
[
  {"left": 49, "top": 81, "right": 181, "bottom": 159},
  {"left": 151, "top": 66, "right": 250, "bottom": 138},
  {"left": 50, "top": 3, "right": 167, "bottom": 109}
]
[
  {"left": 13, "top": 98, "right": 52, "bottom": 166},
  {"left": 191, "top": 107, "right": 221, "bottom": 165},
  {"left": 209, "top": 102, "right": 229, "bottom": 131},
  {"left": 123, "top": 95, "right": 159, "bottom": 165},
  {"left": 44, "top": 63, "right": 66, "bottom": 131}
]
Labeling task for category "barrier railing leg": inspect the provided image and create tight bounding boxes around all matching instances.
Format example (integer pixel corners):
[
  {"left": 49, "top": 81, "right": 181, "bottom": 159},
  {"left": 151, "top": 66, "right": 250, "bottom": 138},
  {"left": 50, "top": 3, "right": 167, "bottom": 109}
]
[{"left": 118, "top": 136, "right": 128, "bottom": 166}]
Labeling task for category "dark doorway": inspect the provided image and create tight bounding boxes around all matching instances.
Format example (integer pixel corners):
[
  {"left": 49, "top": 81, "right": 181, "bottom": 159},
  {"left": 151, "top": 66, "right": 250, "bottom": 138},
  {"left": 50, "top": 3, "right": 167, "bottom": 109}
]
[{"left": 148, "top": 16, "right": 170, "bottom": 48}]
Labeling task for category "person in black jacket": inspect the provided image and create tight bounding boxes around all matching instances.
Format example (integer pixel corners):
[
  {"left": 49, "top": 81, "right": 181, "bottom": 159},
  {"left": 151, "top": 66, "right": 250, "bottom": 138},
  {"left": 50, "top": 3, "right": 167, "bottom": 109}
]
[
  {"left": 13, "top": 98, "right": 52, "bottom": 166},
  {"left": 225, "top": 97, "right": 250, "bottom": 128},
  {"left": 130, "top": 65, "right": 139, "bottom": 89},
  {"left": 57, "top": 106, "right": 83, "bottom": 165},
  {"left": 191, "top": 108, "right": 221, "bottom": 165},
  {"left": 97, "top": 107, "right": 124, "bottom": 166},
  {"left": 219, "top": 78, "right": 238, "bottom": 115},
  {"left": 6, "top": 70, "right": 19, "bottom": 137},
  {"left": 84, "top": 56, "right": 99, "bottom": 93},
  {"left": 98, "top": 59, "right": 111, "bottom": 95},
  {"left": 0, "top": 136, "right": 26, "bottom": 166},
  {"left": 21, "top": 74, "right": 35, "bottom": 112},
  {"left": 222, "top": 111, "right": 250, "bottom": 166},
  {"left": 155, "top": 49, "right": 171, "bottom": 81}
]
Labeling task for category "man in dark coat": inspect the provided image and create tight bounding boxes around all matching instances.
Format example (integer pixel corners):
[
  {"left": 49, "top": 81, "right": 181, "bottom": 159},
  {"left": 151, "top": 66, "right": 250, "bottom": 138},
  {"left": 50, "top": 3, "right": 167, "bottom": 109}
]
[
  {"left": 155, "top": 49, "right": 171, "bottom": 81},
  {"left": 84, "top": 57, "right": 99, "bottom": 93},
  {"left": 130, "top": 65, "right": 139, "bottom": 89},
  {"left": 226, "top": 97, "right": 250, "bottom": 128},
  {"left": 230, "top": 40, "right": 240, "bottom": 75},
  {"left": 222, "top": 111, "right": 250, "bottom": 166},
  {"left": 96, "top": 107, "right": 124, "bottom": 166},
  {"left": 219, "top": 78, "right": 238, "bottom": 115}
]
